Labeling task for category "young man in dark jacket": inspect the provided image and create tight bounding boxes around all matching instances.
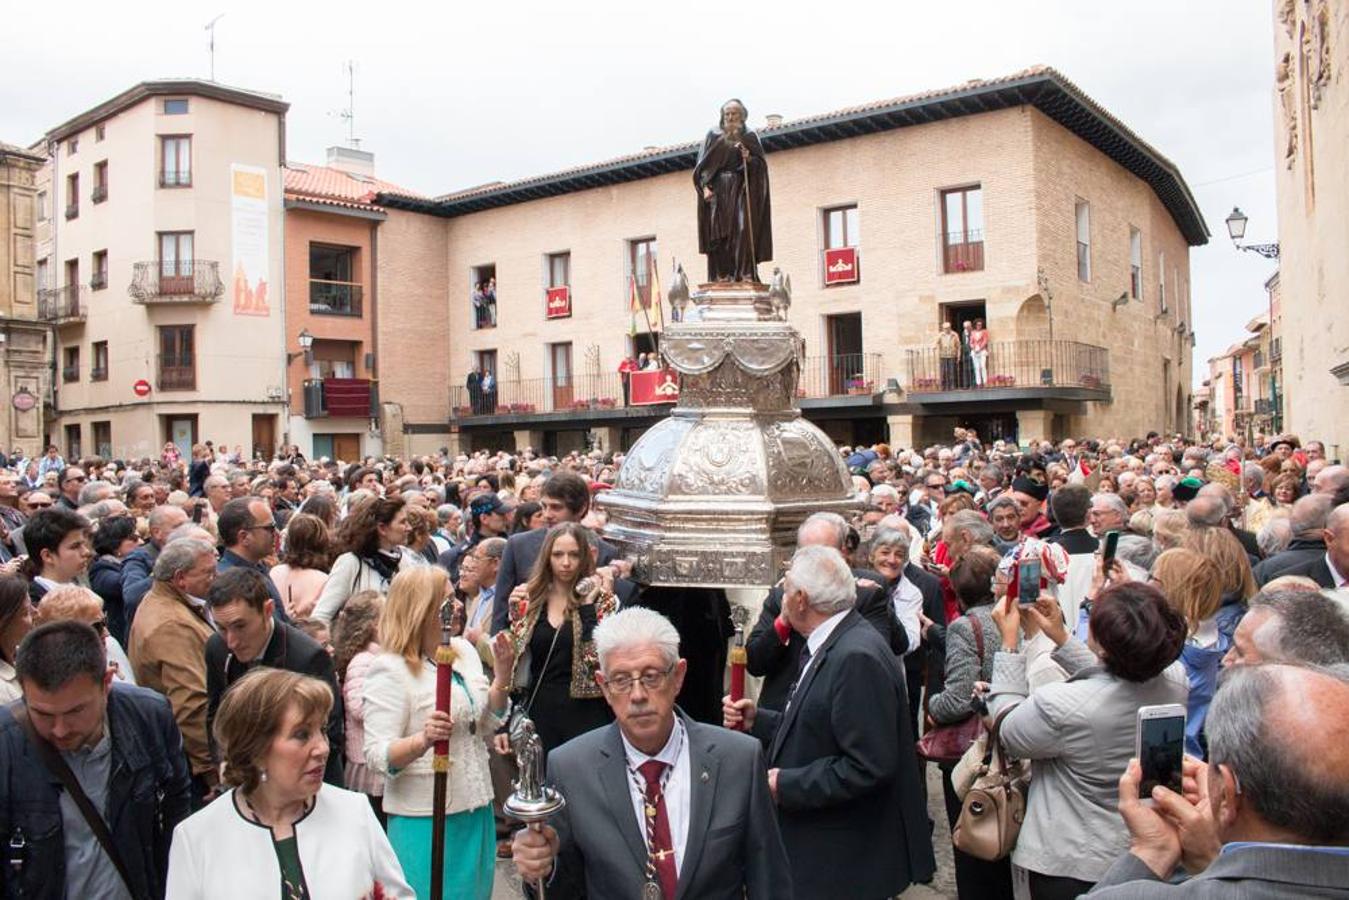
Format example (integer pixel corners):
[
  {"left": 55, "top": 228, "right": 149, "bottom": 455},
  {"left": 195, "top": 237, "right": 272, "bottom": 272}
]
[{"left": 0, "top": 620, "right": 191, "bottom": 899}]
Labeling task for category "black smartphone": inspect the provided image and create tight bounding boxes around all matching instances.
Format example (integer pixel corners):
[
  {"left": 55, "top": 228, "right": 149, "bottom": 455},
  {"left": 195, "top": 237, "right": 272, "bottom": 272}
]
[
  {"left": 1136, "top": 704, "right": 1186, "bottom": 803},
  {"left": 191, "top": 502, "right": 203, "bottom": 524},
  {"left": 1101, "top": 530, "right": 1121, "bottom": 567},
  {"left": 1016, "top": 557, "right": 1041, "bottom": 605}
]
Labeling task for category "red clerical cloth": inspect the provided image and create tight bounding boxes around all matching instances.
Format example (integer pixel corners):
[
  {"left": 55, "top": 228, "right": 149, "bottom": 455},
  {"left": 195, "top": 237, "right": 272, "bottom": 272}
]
[
  {"left": 630, "top": 370, "right": 680, "bottom": 406},
  {"left": 545, "top": 286, "right": 571, "bottom": 319},
  {"left": 823, "top": 247, "right": 859, "bottom": 285},
  {"left": 322, "top": 378, "right": 371, "bottom": 417},
  {"left": 638, "top": 760, "right": 678, "bottom": 900}
]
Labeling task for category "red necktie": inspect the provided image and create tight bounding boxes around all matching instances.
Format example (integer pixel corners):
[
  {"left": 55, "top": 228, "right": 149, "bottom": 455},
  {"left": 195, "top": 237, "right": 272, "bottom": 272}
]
[{"left": 638, "top": 759, "right": 678, "bottom": 900}]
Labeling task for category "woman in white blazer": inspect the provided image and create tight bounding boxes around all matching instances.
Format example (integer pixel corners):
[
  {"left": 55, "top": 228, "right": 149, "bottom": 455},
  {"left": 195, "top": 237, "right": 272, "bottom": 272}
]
[
  {"left": 166, "top": 667, "right": 413, "bottom": 899},
  {"left": 362, "top": 565, "right": 514, "bottom": 900}
]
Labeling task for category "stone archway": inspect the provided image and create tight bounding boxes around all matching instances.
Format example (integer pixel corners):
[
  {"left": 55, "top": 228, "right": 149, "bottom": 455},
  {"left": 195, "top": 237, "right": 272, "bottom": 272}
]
[{"left": 1015, "top": 294, "right": 1050, "bottom": 341}]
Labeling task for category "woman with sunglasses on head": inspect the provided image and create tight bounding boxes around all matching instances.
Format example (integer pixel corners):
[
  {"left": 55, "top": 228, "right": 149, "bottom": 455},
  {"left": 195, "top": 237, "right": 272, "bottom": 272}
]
[
  {"left": 313, "top": 496, "right": 420, "bottom": 626},
  {"left": 34, "top": 584, "right": 137, "bottom": 685}
]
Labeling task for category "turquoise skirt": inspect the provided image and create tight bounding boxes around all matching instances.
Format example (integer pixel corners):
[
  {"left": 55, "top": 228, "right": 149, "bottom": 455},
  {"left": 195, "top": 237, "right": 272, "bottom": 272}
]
[{"left": 387, "top": 805, "right": 495, "bottom": 900}]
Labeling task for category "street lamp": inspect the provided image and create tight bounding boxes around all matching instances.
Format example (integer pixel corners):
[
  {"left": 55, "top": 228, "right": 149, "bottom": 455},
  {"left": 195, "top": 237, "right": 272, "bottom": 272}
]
[
  {"left": 288, "top": 328, "right": 314, "bottom": 364},
  {"left": 1225, "top": 207, "right": 1280, "bottom": 259}
]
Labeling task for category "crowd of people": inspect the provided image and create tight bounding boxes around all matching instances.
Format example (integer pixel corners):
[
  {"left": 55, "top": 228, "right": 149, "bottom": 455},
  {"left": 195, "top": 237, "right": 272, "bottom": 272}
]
[{"left": 0, "top": 427, "right": 1345, "bottom": 899}]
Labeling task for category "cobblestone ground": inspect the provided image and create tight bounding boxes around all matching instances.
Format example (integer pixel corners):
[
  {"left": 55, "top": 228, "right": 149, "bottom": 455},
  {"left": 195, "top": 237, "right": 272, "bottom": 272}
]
[{"left": 490, "top": 762, "right": 958, "bottom": 899}]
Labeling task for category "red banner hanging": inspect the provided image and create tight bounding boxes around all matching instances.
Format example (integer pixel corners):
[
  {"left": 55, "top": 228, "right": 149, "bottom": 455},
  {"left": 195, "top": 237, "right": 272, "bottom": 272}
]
[
  {"left": 823, "top": 247, "right": 859, "bottom": 285},
  {"left": 545, "top": 286, "right": 571, "bottom": 319},
  {"left": 630, "top": 369, "right": 680, "bottom": 406}
]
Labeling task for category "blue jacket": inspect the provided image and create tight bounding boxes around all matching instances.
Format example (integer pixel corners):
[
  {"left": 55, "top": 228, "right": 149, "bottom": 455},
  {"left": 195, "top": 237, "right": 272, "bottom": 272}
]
[
  {"left": 0, "top": 684, "right": 192, "bottom": 899},
  {"left": 120, "top": 542, "right": 161, "bottom": 627},
  {"left": 1180, "top": 600, "right": 1245, "bottom": 759},
  {"left": 217, "top": 551, "right": 290, "bottom": 623}
]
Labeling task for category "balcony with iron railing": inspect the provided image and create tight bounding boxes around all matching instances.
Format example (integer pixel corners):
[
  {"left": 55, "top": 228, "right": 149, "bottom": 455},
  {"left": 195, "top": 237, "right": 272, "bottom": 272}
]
[
  {"left": 130, "top": 261, "right": 224, "bottom": 305},
  {"left": 303, "top": 378, "right": 378, "bottom": 418},
  {"left": 37, "top": 286, "right": 87, "bottom": 325},
  {"left": 61, "top": 365, "right": 79, "bottom": 384},
  {"left": 309, "top": 280, "right": 363, "bottom": 317},
  {"left": 90, "top": 365, "right": 108, "bottom": 382},
  {"left": 64, "top": 202, "right": 78, "bottom": 220},
  {"left": 798, "top": 353, "right": 885, "bottom": 399},
  {"left": 904, "top": 339, "right": 1111, "bottom": 401},
  {"left": 1270, "top": 337, "right": 1282, "bottom": 363},
  {"left": 158, "top": 170, "right": 192, "bottom": 188},
  {"left": 157, "top": 357, "right": 196, "bottom": 391},
  {"left": 942, "top": 229, "right": 984, "bottom": 273},
  {"left": 91, "top": 185, "right": 107, "bottom": 204}
]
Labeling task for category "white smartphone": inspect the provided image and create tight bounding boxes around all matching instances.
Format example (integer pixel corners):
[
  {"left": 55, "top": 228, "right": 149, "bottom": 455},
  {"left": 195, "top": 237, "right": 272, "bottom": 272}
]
[{"left": 1135, "top": 703, "right": 1186, "bottom": 805}]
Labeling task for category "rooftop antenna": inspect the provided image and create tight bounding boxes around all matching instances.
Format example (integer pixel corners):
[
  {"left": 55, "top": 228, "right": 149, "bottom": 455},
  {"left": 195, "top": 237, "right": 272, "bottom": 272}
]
[
  {"left": 339, "top": 60, "right": 360, "bottom": 148},
  {"left": 204, "top": 14, "right": 225, "bottom": 82}
]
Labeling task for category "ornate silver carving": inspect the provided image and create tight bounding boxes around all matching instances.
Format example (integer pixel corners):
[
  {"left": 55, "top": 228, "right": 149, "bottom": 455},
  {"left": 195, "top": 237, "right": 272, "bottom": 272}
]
[{"left": 597, "top": 280, "right": 859, "bottom": 588}]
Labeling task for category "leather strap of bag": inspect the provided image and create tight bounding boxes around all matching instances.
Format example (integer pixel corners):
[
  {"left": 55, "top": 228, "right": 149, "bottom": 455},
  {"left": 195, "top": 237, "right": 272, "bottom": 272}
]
[
  {"left": 983, "top": 704, "right": 1019, "bottom": 769},
  {"left": 923, "top": 613, "right": 987, "bottom": 725},
  {"left": 9, "top": 702, "right": 140, "bottom": 899}
]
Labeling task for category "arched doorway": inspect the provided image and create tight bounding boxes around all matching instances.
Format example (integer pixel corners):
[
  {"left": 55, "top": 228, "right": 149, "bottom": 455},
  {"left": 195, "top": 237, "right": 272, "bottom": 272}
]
[{"left": 1015, "top": 294, "right": 1050, "bottom": 341}]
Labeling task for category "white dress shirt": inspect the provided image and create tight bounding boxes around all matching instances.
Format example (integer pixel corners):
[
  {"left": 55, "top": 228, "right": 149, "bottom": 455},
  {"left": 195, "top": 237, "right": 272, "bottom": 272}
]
[
  {"left": 1326, "top": 553, "right": 1348, "bottom": 589},
  {"left": 799, "top": 608, "right": 851, "bottom": 684},
  {"left": 889, "top": 577, "right": 924, "bottom": 657},
  {"left": 620, "top": 718, "right": 691, "bottom": 876}
]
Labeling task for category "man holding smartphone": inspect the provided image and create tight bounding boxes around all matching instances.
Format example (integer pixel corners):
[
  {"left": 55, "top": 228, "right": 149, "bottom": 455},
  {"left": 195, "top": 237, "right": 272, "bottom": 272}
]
[{"left": 1091, "top": 664, "right": 1349, "bottom": 896}]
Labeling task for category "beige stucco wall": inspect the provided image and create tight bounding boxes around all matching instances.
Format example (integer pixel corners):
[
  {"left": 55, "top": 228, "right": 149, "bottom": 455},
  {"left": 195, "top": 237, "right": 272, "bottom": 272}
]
[
  {"left": 0, "top": 148, "right": 50, "bottom": 457},
  {"left": 383, "top": 103, "right": 1196, "bottom": 446},
  {"left": 1272, "top": 0, "right": 1349, "bottom": 458},
  {"left": 41, "top": 91, "right": 286, "bottom": 459}
]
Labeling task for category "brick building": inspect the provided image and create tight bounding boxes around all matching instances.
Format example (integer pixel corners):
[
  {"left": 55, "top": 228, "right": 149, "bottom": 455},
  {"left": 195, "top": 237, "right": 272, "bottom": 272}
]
[
  {"left": 0, "top": 141, "right": 51, "bottom": 458},
  {"left": 376, "top": 67, "right": 1206, "bottom": 455},
  {"left": 282, "top": 147, "right": 424, "bottom": 461}
]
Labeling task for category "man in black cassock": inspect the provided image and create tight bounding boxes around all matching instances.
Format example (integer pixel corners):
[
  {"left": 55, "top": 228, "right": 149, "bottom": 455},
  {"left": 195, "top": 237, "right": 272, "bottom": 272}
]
[{"left": 694, "top": 98, "right": 773, "bottom": 283}]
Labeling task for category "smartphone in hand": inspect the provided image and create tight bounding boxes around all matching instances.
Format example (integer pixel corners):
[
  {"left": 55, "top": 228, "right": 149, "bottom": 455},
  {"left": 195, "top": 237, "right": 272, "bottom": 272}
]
[
  {"left": 1016, "top": 557, "right": 1041, "bottom": 606},
  {"left": 1101, "top": 530, "right": 1121, "bottom": 567},
  {"left": 1136, "top": 703, "right": 1186, "bottom": 805}
]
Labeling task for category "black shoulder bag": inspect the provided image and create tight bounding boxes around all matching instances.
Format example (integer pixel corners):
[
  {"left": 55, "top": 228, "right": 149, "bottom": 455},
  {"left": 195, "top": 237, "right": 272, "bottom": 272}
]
[{"left": 10, "top": 703, "right": 140, "bottom": 899}]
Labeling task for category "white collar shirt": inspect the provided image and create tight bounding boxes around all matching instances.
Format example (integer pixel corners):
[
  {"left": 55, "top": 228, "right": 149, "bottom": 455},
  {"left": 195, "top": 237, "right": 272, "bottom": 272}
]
[
  {"left": 1327, "top": 553, "right": 1348, "bottom": 589},
  {"left": 891, "top": 577, "right": 924, "bottom": 657},
  {"left": 800, "top": 608, "right": 851, "bottom": 683},
  {"left": 620, "top": 717, "right": 691, "bottom": 876}
]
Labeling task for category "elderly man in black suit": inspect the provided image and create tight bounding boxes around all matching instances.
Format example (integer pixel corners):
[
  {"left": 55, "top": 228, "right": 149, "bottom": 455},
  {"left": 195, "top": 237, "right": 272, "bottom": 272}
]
[
  {"left": 745, "top": 512, "right": 906, "bottom": 711},
  {"left": 1275, "top": 502, "right": 1349, "bottom": 590},
  {"left": 511, "top": 607, "right": 792, "bottom": 899},
  {"left": 725, "top": 545, "right": 935, "bottom": 900}
]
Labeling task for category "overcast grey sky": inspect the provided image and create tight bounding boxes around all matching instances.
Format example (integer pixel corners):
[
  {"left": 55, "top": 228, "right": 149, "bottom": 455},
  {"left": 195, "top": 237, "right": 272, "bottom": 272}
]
[{"left": 3, "top": 0, "right": 1279, "bottom": 382}]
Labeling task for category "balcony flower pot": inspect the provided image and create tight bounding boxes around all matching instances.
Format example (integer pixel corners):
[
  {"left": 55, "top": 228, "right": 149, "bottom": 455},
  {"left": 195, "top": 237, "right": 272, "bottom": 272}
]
[{"left": 597, "top": 397, "right": 617, "bottom": 409}]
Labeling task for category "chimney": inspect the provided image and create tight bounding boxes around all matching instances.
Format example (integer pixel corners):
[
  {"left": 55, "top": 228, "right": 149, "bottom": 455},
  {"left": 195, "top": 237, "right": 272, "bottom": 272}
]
[
  {"left": 765, "top": 113, "right": 784, "bottom": 128},
  {"left": 326, "top": 145, "right": 375, "bottom": 177}
]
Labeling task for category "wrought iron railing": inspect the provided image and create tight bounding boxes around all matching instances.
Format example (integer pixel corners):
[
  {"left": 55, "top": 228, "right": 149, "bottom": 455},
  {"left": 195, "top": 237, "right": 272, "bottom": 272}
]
[
  {"left": 157, "top": 359, "right": 196, "bottom": 391},
  {"left": 942, "top": 229, "right": 984, "bottom": 273},
  {"left": 37, "top": 286, "right": 86, "bottom": 323},
  {"left": 310, "top": 280, "right": 363, "bottom": 316},
  {"left": 798, "top": 353, "right": 884, "bottom": 398},
  {"left": 158, "top": 171, "right": 191, "bottom": 188},
  {"left": 130, "top": 260, "right": 224, "bottom": 303},
  {"left": 451, "top": 372, "right": 627, "bottom": 418},
  {"left": 61, "top": 365, "right": 79, "bottom": 383},
  {"left": 904, "top": 339, "right": 1111, "bottom": 393}
]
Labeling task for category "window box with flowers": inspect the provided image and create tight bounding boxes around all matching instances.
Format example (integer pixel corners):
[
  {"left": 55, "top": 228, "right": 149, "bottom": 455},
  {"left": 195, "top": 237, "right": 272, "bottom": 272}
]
[
  {"left": 845, "top": 376, "right": 874, "bottom": 395},
  {"left": 988, "top": 374, "right": 1016, "bottom": 387},
  {"left": 914, "top": 377, "right": 940, "bottom": 390},
  {"left": 596, "top": 397, "right": 617, "bottom": 409},
  {"left": 507, "top": 402, "right": 536, "bottom": 414},
  {"left": 1079, "top": 374, "right": 1102, "bottom": 389}
]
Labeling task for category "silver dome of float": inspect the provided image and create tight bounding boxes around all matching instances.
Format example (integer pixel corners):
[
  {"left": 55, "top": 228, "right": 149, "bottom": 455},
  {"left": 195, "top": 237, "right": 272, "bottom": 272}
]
[{"left": 596, "top": 275, "right": 860, "bottom": 589}]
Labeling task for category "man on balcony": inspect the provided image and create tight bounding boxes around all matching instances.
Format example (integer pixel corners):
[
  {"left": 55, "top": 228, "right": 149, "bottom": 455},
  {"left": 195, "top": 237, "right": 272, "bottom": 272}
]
[{"left": 936, "top": 321, "right": 961, "bottom": 390}]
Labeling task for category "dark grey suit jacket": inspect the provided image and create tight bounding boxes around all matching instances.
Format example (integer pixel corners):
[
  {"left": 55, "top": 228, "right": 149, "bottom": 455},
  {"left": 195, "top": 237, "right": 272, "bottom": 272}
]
[
  {"left": 1087, "top": 844, "right": 1349, "bottom": 897},
  {"left": 491, "top": 526, "right": 619, "bottom": 633},
  {"left": 543, "top": 714, "right": 793, "bottom": 900},
  {"left": 1273, "top": 553, "right": 1337, "bottom": 589},
  {"left": 751, "top": 610, "right": 935, "bottom": 900}
]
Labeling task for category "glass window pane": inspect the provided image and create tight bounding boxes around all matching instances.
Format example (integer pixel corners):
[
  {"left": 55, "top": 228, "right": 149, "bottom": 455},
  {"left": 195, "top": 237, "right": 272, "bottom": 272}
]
[
  {"left": 1076, "top": 202, "right": 1090, "bottom": 243},
  {"left": 845, "top": 207, "right": 859, "bottom": 247},
  {"left": 944, "top": 192, "right": 963, "bottom": 239},
  {"left": 966, "top": 189, "right": 983, "bottom": 235}
]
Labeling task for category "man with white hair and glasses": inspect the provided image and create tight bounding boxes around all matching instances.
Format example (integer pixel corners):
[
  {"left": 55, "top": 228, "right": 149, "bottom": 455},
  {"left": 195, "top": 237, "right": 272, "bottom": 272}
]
[
  {"left": 511, "top": 606, "right": 791, "bottom": 898},
  {"left": 725, "top": 545, "right": 935, "bottom": 900}
]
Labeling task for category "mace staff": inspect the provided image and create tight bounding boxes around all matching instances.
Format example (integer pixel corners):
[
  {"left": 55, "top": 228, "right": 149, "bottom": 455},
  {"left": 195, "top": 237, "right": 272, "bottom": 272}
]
[
  {"left": 430, "top": 598, "right": 457, "bottom": 899},
  {"left": 738, "top": 142, "right": 758, "bottom": 279}
]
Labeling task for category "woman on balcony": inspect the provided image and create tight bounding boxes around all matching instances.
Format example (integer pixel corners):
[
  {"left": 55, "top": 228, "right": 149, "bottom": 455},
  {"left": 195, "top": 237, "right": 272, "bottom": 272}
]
[{"left": 969, "top": 318, "right": 989, "bottom": 387}]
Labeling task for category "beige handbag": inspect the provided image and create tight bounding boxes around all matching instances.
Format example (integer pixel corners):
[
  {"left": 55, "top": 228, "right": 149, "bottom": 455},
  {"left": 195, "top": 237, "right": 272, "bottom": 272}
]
[{"left": 951, "top": 706, "right": 1029, "bottom": 862}]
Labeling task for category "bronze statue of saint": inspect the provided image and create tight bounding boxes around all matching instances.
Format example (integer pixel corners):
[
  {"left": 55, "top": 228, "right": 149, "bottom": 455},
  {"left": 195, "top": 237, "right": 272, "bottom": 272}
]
[{"left": 694, "top": 99, "right": 773, "bottom": 284}]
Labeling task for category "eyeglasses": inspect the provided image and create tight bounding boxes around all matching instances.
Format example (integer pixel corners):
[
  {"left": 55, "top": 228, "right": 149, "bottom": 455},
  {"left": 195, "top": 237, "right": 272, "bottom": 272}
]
[
  {"left": 246, "top": 522, "right": 278, "bottom": 532},
  {"left": 602, "top": 663, "right": 676, "bottom": 694},
  {"left": 26, "top": 500, "right": 52, "bottom": 509},
  {"left": 90, "top": 618, "right": 108, "bottom": 635},
  {"left": 67, "top": 476, "right": 87, "bottom": 483}
]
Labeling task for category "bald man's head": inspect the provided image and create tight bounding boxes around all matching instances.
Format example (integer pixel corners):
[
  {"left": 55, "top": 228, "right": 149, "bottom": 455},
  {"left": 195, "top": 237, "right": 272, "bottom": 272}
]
[
  {"left": 1206, "top": 664, "right": 1349, "bottom": 844},
  {"left": 1314, "top": 464, "right": 1349, "bottom": 496},
  {"left": 1186, "top": 493, "right": 1228, "bottom": 528}
]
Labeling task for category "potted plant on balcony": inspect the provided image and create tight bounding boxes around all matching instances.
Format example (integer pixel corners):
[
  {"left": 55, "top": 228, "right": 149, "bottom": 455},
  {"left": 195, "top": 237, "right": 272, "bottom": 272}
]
[
  {"left": 597, "top": 397, "right": 617, "bottom": 409},
  {"left": 989, "top": 374, "right": 1016, "bottom": 387},
  {"left": 845, "top": 376, "right": 873, "bottom": 395},
  {"left": 915, "top": 376, "right": 939, "bottom": 390},
  {"left": 1080, "top": 374, "right": 1102, "bottom": 389}
]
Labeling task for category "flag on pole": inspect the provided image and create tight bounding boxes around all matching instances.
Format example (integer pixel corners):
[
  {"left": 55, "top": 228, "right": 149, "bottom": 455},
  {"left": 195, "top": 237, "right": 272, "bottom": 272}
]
[
  {"left": 650, "top": 255, "right": 665, "bottom": 332},
  {"left": 629, "top": 275, "right": 639, "bottom": 337}
]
